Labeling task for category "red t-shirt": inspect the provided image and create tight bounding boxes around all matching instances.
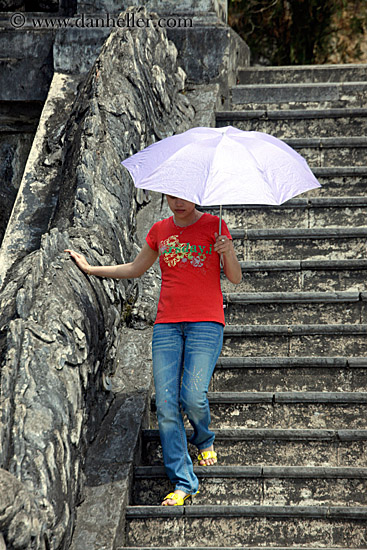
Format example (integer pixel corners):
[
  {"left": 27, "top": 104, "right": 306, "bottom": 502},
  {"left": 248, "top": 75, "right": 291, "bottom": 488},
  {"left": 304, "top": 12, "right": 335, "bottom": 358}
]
[{"left": 146, "top": 212, "right": 232, "bottom": 325}]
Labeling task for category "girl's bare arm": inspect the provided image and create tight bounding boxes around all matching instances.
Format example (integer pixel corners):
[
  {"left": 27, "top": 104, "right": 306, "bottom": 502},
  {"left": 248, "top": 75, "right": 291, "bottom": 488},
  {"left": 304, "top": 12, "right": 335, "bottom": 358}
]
[
  {"left": 213, "top": 233, "right": 242, "bottom": 284},
  {"left": 64, "top": 242, "right": 158, "bottom": 279}
]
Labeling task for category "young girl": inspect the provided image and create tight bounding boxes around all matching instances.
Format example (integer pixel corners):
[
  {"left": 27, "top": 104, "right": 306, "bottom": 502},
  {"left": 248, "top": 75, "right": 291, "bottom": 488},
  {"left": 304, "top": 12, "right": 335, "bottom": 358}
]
[{"left": 65, "top": 195, "right": 242, "bottom": 506}]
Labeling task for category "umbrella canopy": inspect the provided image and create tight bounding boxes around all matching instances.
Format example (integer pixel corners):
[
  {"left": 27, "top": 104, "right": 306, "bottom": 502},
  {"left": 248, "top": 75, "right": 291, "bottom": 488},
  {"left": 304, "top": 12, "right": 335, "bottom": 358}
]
[{"left": 121, "top": 125, "right": 321, "bottom": 206}]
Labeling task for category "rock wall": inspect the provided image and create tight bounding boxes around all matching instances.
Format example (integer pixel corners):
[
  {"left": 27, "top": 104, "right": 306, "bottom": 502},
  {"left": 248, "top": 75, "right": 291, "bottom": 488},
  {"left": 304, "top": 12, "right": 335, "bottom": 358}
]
[
  {"left": 0, "top": 129, "right": 35, "bottom": 246},
  {"left": 0, "top": 8, "right": 194, "bottom": 549}
]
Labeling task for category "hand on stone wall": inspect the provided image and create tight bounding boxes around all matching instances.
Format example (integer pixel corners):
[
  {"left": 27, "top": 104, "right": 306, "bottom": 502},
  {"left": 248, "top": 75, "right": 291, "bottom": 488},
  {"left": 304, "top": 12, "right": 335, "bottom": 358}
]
[{"left": 64, "top": 249, "right": 91, "bottom": 275}]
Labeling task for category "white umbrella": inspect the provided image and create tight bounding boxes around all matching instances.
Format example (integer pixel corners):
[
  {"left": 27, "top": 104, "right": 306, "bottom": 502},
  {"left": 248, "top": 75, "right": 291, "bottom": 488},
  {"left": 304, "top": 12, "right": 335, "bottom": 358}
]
[{"left": 121, "top": 125, "right": 321, "bottom": 232}]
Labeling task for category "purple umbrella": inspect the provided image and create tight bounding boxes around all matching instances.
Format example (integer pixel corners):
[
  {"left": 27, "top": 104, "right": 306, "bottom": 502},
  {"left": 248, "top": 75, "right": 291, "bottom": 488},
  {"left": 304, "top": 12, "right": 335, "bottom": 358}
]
[{"left": 121, "top": 125, "right": 321, "bottom": 231}]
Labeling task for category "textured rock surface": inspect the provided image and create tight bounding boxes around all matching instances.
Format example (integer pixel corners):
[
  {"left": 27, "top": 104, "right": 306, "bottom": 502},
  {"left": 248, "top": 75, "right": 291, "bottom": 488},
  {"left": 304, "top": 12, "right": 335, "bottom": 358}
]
[
  {"left": 0, "top": 73, "right": 83, "bottom": 285},
  {"left": 0, "top": 100, "right": 43, "bottom": 247},
  {"left": 0, "top": 7, "right": 194, "bottom": 549},
  {"left": 0, "top": 0, "right": 58, "bottom": 10},
  {"left": 0, "top": 469, "right": 43, "bottom": 549},
  {"left": 0, "top": 132, "right": 34, "bottom": 246},
  {"left": 0, "top": 30, "right": 54, "bottom": 102},
  {"left": 69, "top": 327, "right": 154, "bottom": 549},
  {"left": 76, "top": 0, "right": 227, "bottom": 19}
]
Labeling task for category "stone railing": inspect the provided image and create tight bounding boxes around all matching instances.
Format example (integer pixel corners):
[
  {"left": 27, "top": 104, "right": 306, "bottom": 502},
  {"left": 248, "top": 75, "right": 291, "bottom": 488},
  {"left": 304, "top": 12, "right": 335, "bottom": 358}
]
[{"left": 0, "top": 8, "right": 194, "bottom": 548}]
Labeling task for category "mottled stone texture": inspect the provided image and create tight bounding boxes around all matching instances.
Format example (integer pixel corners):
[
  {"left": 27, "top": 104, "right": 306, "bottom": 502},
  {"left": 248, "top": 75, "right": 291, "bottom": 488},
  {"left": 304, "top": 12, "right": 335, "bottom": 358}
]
[
  {"left": 77, "top": 0, "right": 227, "bottom": 18},
  {"left": 0, "top": 0, "right": 58, "bottom": 10},
  {"left": 134, "top": 473, "right": 367, "bottom": 506},
  {"left": 0, "top": 31, "right": 54, "bottom": 102},
  {"left": 143, "top": 434, "right": 367, "bottom": 468},
  {"left": 238, "top": 65, "right": 367, "bottom": 85},
  {"left": 221, "top": 114, "right": 367, "bottom": 140},
  {"left": 0, "top": 99, "right": 43, "bottom": 248},
  {"left": 0, "top": 132, "right": 34, "bottom": 246},
  {"left": 0, "top": 469, "right": 43, "bottom": 549},
  {"left": 0, "top": 8, "right": 193, "bottom": 550},
  {"left": 126, "top": 514, "right": 367, "bottom": 547}
]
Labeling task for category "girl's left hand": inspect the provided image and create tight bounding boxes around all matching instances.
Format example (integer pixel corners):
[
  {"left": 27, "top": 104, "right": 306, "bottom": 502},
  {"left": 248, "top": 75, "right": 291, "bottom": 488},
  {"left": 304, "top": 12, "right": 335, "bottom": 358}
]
[{"left": 213, "top": 232, "right": 231, "bottom": 255}]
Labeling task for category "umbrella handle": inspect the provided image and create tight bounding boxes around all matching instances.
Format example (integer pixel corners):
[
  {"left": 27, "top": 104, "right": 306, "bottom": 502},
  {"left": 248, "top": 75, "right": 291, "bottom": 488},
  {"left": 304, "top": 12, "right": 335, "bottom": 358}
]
[{"left": 219, "top": 204, "right": 223, "bottom": 268}]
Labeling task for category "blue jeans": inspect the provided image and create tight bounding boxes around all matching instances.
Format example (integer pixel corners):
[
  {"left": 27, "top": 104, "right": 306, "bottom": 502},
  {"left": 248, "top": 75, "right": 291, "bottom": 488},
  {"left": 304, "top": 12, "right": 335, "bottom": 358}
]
[{"left": 152, "top": 322, "right": 224, "bottom": 495}]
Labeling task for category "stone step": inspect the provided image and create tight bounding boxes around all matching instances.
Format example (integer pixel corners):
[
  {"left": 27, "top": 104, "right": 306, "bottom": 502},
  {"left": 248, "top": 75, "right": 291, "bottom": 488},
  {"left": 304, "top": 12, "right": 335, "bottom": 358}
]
[
  {"left": 212, "top": 356, "right": 367, "bottom": 393},
  {"left": 133, "top": 465, "right": 367, "bottom": 506},
  {"left": 122, "top": 58, "right": 367, "bottom": 550},
  {"left": 142, "top": 428, "right": 367, "bottom": 467},
  {"left": 73, "top": 2, "right": 228, "bottom": 18},
  {"left": 220, "top": 259, "right": 367, "bottom": 293},
  {"left": 125, "top": 504, "right": 367, "bottom": 547},
  {"left": 150, "top": 391, "right": 367, "bottom": 430},
  {"left": 237, "top": 64, "right": 367, "bottom": 85},
  {"left": 222, "top": 323, "right": 367, "bottom": 357},
  {"left": 223, "top": 291, "right": 367, "bottom": 325},
  {"left": 231, "top": 227, "right": 367, "bottom": 261},
  {"left": 216, "top": 108, "right": 367, "bottom": 139},
  {"left": 0, "top": 101, "right": 43, "bottom": 133},
  {"left": 307, "top": 167, "right": 367, "bottom": 197},
  {"left": 226, "top": 166, "right": 367, "bottom": 198},
  {"left": 285, "top": 137, "right": 367, "bottom": 167},
  {"left": 205, "top": 197, "right": 367, "bottom": 229},
  {"left": 231, "top": 82, "right": 367, "bottom": 110},
  {"left": 123, "top": 548, "right": 366, "bottom": 550}
]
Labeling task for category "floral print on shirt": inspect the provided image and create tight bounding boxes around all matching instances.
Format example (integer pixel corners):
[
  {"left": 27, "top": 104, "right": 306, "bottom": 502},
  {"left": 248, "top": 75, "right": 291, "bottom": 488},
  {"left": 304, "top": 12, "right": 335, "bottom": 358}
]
[{"left": 159, "top": 235, "right": 210, "bottom": 268}]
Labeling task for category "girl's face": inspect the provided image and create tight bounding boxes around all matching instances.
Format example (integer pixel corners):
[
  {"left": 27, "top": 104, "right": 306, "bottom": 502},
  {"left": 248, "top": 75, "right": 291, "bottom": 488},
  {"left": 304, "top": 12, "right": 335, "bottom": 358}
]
[{"left": 166, "top": 195, "right": 196, "bottom": 222}]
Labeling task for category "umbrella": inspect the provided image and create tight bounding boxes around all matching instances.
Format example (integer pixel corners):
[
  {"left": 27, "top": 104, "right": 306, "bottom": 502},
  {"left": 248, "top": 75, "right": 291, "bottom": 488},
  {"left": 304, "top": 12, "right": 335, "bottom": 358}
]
[{"left": 121, "top": 125, "right": 321, "bottom": 232}]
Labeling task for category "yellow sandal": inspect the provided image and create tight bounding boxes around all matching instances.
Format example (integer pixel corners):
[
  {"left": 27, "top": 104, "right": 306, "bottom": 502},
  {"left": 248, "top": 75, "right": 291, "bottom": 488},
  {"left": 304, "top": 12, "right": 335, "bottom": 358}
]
[
  {"left": 161, "top": 491, "right": 199, "bottom": 506},
  {"left": 198, "top": 450, "right": 217, "bottom": 465}
]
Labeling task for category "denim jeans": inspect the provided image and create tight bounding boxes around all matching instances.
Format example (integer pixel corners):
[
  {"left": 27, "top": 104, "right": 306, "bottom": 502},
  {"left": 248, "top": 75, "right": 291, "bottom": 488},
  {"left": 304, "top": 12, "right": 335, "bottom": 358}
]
[{"left": 152, "top": 321, "right": 224, "bottom": 495}]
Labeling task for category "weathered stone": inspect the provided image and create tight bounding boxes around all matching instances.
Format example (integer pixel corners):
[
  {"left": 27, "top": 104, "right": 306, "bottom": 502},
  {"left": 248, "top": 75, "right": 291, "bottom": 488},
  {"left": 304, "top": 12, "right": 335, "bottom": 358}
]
[
  {"left": 0, "top": 469, "right": 45, "bottom": 550},
  {"left": 232, "top": 82, "right": 367, "bottom": 107},
  {"left": 263, "top": 476, "right": 367, "bottom": 507},
  {"left": 133, "top": 466, "right": 367, "bottom": 506},
  {"left": 231, "top": 79, "right": 367, "bottom": 111},
  {"left": 205, "top": 401, "right": 367, "bottom": 430},
  {"left": 292, "top": 140, "right": 367, "bottom": 167},
  {"left": 212, "top": 365, "right": 353, "bottom": 393},
  {"left": 309, "top": 172, "right": 367, "bottom": 197},
  {"left": 208, "top": 199, "right": 367, "bottom": 230},
  {"left": 225, "top": 297, "right": 362, "bottom": 325},
  {"left": 53, "top": 28, "right": 112, "bottom": 74},
  {"left": 5, "top": 11, "right": 367, "bottom": 550},
  {"left": 222, "top": 328, "right": 367, "bottom": 357},
  {"left": 125, "top": 512, "right": 367, "bottom": 547},
  {"left": 0, "top": 30, "right": 54, "bottom": 102},
  {"left": 166, "top": 22, "right": 249, "bottom": 98},
  {"left": 0, "top": 7, "right": 194, "bottom": 549},
  {"left": 221, "top": 260, "right": 367, "bottom": 293},
  {"left": 217, "top": 109, "right": 367, "bottom": 139},
  {"left": 0, "top": 0, "right": 58, "bottom": 11},
  {"left": 142, "top": 428, "right": 367, "bottom": 468},
  {"left": 238, "top": 64, "right": 367, "bottom": 85},
  {"left": 134, "top": 474, "right": 262, "bottom": 506},
  {"left": 0, "top": 73, "right": 82, "bottom": 284},
  {"left": 69, "top": 328, "right": 153, "bottom": 549},
  {"left": 236, "top": 233, "right": 367, "bottom": 262},
  {"left": 76, "top": 0, "right": 228, "bottom": 19},
  {"left": 0, "top": 131, "right": 35, "bottom": 246},
  {"left": 185, "top": 83, "right": 221, "bottom": 128}
]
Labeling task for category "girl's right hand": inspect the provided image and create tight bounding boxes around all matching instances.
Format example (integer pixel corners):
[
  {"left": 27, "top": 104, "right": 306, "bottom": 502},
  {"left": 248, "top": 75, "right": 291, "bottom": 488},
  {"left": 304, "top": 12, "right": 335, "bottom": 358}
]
[{"left": 64, "top": 249, "right": 91, "bottom": 274}]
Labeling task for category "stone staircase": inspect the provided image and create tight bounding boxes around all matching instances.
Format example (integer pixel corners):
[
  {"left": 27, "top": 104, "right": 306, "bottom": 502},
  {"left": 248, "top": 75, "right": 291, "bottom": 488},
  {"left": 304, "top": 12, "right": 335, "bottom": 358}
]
[{"left": 122, "top": 64, "right": 367, "bottom": 548}]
